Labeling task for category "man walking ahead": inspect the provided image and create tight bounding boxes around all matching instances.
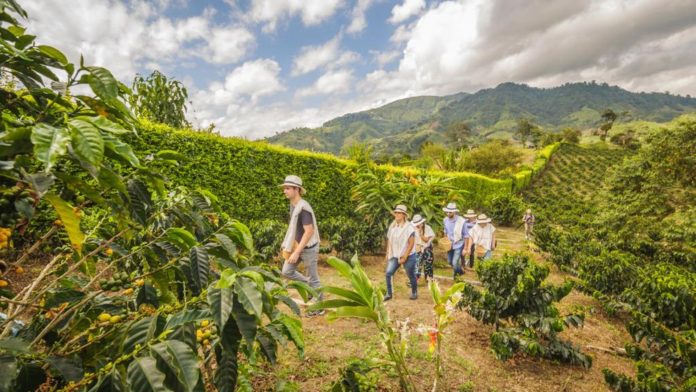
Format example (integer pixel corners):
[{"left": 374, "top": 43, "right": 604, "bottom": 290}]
[
  {"left": 279, "top": 175, "right": 323, "bottom": 316},
  {"left": 443, "top": 202, "right": 468, "bottom": 279}
]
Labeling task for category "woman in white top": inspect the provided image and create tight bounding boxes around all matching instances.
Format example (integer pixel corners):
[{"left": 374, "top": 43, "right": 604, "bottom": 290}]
[
  {"left": 384, "top": 205, "right": 417, "bottom": 301},
  {"left": 412, "top": 214, "right": 435, "bottom": 282},
  {"left": 465, "top": 214, "right": 497, "bottom": 261}
]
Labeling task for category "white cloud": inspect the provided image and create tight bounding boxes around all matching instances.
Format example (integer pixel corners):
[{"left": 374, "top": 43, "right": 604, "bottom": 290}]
[
  {"left": 248, "top": 0, "right": 345, "bottom": 32},
  {"left": 347, "top": 0, "right": 375, "bottom": 34},
  {"left": 389, "top": 0, "right": 425, "bottom": 24},
  {"left": 372, "top": 50, "right": 402, "bottom": 67},
  {"left": 390, "top": 24, "right": 413, "bottom": 43},
  {"left": 292, "top": 36, "right": 360, "bottom": 76},
  {"left": 296, "top": 69, "right": 354, "bottom": 97},
  {"left": 222, "top": 59, "right": 285, "bottom": 102},
  {"left": 206, "top": 27, "right": 256, "bottom": 64}
]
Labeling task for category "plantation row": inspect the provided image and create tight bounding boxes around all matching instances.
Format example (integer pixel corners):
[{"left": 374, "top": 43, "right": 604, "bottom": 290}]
[{"left": 526, "top": 120, "right": 696, "bottom": 391}]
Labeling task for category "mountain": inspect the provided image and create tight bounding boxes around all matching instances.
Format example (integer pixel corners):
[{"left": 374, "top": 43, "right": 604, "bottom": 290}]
[{"left": 267, "top": 82, "right": 696, "bottom": 155}]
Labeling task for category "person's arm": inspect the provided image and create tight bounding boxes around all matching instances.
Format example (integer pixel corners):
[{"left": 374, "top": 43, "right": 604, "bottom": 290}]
[
  {"left": 287, "top": 223, "right": 313, "bottom": 264},
  {"left": 463, "top": 237, "right": 472, "bottom": 255},
  {"left": 400, "top": 234, "right": 415, "bottom": 264},
  {"left": 491, "top": 230, "right": 496, "bottom": 251}
]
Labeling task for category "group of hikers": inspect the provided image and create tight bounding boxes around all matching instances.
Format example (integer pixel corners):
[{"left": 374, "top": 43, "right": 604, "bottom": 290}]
[{"left": 278, "top": 175, "right": 533, "bottom": 316}]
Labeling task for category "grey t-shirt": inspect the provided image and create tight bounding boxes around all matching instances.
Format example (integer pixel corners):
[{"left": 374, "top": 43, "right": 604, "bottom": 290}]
[{"left": 290, "top": 207, "right": 314, "bottom": 243}]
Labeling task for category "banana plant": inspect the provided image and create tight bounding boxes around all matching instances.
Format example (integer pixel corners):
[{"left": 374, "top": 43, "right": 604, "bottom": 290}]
[
  {"left": 308, "top": 255, "right": 416, "bottom": 392},
  {"left": 426, "top": 279, "right": 464, "bottom": 392}
]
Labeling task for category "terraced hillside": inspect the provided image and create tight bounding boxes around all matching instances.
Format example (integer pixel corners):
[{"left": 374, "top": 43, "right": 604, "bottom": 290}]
[{"left": 524, "top": 143, "right": 632, "bottom": 224}]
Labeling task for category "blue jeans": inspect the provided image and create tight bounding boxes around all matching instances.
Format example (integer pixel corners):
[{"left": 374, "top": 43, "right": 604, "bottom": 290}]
[
  {"left": 447, "top": 247, "right": 464, "bottom": 277},
  {"left": 385, "top": 254, "right": 417, "bottom": 296}
]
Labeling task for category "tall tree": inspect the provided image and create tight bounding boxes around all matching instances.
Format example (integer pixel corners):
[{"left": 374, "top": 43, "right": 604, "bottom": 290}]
[
  {"left": 129, "top": 70, "right": 191, "bottom": 128},
  {"left": 516, "top": 118, "right": 535, "bottom": 146},
  {"left": 599, "top": 108, "right": 617, "bottom": 141},
  {"left": 444, "top": 121, "right": 471, "bottom": 149}
]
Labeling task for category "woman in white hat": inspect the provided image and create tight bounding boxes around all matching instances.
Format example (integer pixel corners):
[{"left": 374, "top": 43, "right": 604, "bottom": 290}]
[
  {"left": 412, "top": 214, "right": 435, "bottom": 283},
  {"left": 464, "top": 214, "right": 497, "bottom": 261},
  {"left": 522, "top": 208, "right": 535, "bottom": 240},
  {"left": 463, "top": 209, "right": 477, "bottom": 268},
  {"left": 384, "top": 204, "right": 418, "bottom": 301}
]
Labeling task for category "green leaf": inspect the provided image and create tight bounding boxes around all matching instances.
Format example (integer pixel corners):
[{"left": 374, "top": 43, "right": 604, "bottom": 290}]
[
  {"left": 326, "top": 306, "right": 378, "bottom": 322},
  {"left": 164, "top": 228, "right": 197, "bottom": 252},
  {"left": 255, "top": 329, "right": 278, "bottom": 364},
  {"left": 277, "top": 316, "right": 304, "bottom": 358},
  {"left": 308, "top": 299, "right": 362, "bottom": 310},
  {"left": 207, "top": 284, "right": 233, "bottom": 331},
  {"left": 214, "top": 234, "right": 237, "bottom": 260},
  {"left": 45, "top": 356, "right": 82, "bottom": 382},
  {"left": 150, "top": 340, "right": 199, "bottom": 392},
  {"left": 122, "top": 316, "right": 161, "bottom": 354},
  {"left": 234, "top": 277, "right": 263, "bottom": 318},
  {"left": 45, "top": 193, "right": 85, "bottom": 252},
  {"left": 85, "top": 66, "right": 118, "bottom": 102},
  {"left": 231, "top": 297, "right": 257, "bottom": 347},
  {"left": 227, "top": 221, "right": 254, "bottom": 253},
  {"left": 31, "top": 123, "right": 70, "bottom": 171},
  {"left": 326, "top": 257, "right": 353, "bottom": 279},
  {"left": 321, "top": 286, "right": 367, "bottom": 306},
  {"left": 127, "top": 179, "right": 151, "bottom": 225},
  {"left": 102, "top": 133, "right": 139, "bottom": 167},
  {"left": 126, "top": 356, "right": 169, "bottom": 392},
  {"left": 155, "top": 150, "right": 187, "bottom": 161},
  {"left": 37, "top": 45, "right": 68, "bottom": 65},
  {"left": 0, "top": 355, "right": 17, "bottom": 392},
  {"left": 69, "top": 118, "right": 104, "bottom": 167},
  {"left": 136, "top": 283, "right": 159, "bottom": 308},
  {"left": 164, "top": 309, "right": 211, "bottom": 330},
  {"left": 189, "top": 246, "right": 209, "bottom": 295},
  {"left": 214, "top": 346, "right": 238, "bottom": 392},
  {"left": 86, "top": 116, "right": 130, "bottom": 134}
]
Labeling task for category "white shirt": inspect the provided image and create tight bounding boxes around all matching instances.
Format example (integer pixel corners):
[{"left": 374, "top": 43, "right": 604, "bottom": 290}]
[
  {"left": 387, "top": 221, "right": 416, "bottom": 259},
  {"left": 469, "top": 224, "right": 496, "bottom": 251},
  {"left": 415, "top": 224, "right": 435, "bottom": 250}
]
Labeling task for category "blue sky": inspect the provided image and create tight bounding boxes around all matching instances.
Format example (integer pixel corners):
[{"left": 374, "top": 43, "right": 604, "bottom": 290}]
[{"left": 21, "top": 0, "right": 696, "bottom": 138}]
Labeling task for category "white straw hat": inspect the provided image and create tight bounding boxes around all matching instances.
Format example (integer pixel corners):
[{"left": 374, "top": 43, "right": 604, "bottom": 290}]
[
  {"left": 411, "top": 214, "right": 425, "bottom": 226},
  {"left": 442, "top": 202, "right": 459, "bottom": 213},
  {"left": 464, "top": 209, "right": 477, "bottom": 218},
  {"left": 392, "top": 204, "right": 409, "bottom": 218},
  {"left": 279, "top": 175, "right": 306, "bottom": 194},
  {"left": 476, "top": 213, "right": 492, "bottom": 224}
]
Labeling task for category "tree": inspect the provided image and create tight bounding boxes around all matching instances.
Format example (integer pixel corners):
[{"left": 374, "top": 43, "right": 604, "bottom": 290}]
[
  {"left": 457, "top": 139, "right": 523, "bottom": 177},
  {"left": 444, "top": 121, "right": 471, "bottom": 149},
  {"left": 597, "top": 109, "right": 617, "bottom": 142},
  {"left": 561, "top": 127, "right": 581, "bottom": 144},
  {"left": 129, "top": 70, "right": 191, "bottom": 128},
  {"left": 515, "top": 118, "right": 535, "bottom": 146}
]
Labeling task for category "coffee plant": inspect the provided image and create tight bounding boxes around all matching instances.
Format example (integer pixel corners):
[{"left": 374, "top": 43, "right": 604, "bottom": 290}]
[{"left": 458, "top": 253, "right": 591, "bottom": 368}]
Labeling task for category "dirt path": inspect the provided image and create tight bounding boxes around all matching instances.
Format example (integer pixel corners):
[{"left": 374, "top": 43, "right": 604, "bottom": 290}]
[{"left": 261, "top": 227, "right": 635, "bottom": 391}]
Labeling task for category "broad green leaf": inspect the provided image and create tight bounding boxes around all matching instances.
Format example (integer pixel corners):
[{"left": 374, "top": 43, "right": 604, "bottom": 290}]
[
  {"left": 227, "top": 221, "right": 253, "bottom": 253},
  {"left": 164, "top": 228, "right": 197, "bottom": 252},
  {"left": 189, "top": 246, "right": 209, "bottom": 295},
  {"left": 127, "top": 179, "right": 151, "bottom": 225},
  {"left": 86, "top": 116, "right": 130, "bottom": 134},
  {"left": 102, "top": 133, "right": 139, "bottom": 167},
  {"left": 255, "top": 329, "right": 278, "bottom": 364},
  {"left": 214, "top": 346, "right": 238, "bottom": 392},
  {"left": 234, "top": 277, "right": 263, "bottom": 318},
  {"left": 231, "top": 298, "right": 257, "bottom": 347},
  {"left": 277, "top": 295, "right": 301, "bottom": 316},
  {"left": 31, "top": 123, "right": 69, "bottom": 171},
  {"left": 69, "top": 118, "right": 104, "bottom": 167},
  {"left": 326, "top": 306, "right": 378, "bottom": 322},
  {"left": 207, "top": 284, "right": 233, "bottom": 331},
  {"left": 136, "top": 283, "right": 159, "bottom": 308},
  {"left": 155, "top": 150, "right": 187, "bottom": 161},
  {"left": 277, "top": 316, "right": 304, "bottom": 358},
  {"left": 45, "top": 193, "right": 85, "bottom": 252},
  {"left": 37, "top": 45, "right": 68, "bottom": 65},
  {"left": 122, "top": 316, "right": 161, "bottom": 354},
  {"left": 97, "top": 165, "right": 127, "bottom": 195},
  {"left": 307, "top": 299, "right": 362, "bottom": 310},
  {"left": 214, "top": 234, "right": 237, "bottom": 259},
  {"left": 85, "top": 66, "right": 118, "bottom": 101},
  {"left": 150, "top": 340, "right": 199, "bottom": 392},
  {"left": 126, "top": 356, "right": 168, "bottom": 392},
  {"left": 164, "top": 309, "right": 211, "bottom": 330},
  {"left": 326, "top": 257, "right": 352, "bottom": 279},
  {"left": 321, "top": 286, "right": 367, "bottom": 306}
]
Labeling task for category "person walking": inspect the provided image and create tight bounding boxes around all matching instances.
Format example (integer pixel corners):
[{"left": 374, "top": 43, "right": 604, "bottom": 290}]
[
  {"left": 522, "top": 208, "right": 535, "bottom": 240},
  {"left": 279, "top": 175, "right": 324, "bottom": 316},
  {"left": 412, "top": 214, "right": 435, "bottom": 283},
  {"left": 384, "top": 205, "right": 418, "bottom": 301},
  {"left": 465, "top": 214, "right": 497, "bottom": 261},
  {"left": 442, "top": 202, "right": 468, "bottom": 279},
  {"left": 463, "top": 209, "right": 477, "bottom": 268}
]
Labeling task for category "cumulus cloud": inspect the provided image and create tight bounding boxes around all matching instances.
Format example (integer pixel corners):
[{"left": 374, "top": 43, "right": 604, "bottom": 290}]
[
  {"left": 389, "top": 0, "right": 425, "bottom": 24},
  {"left": 347, "top": 0, "right": 375, "bottom": 34},
  {"left": 292, "top": 35, "right": 360, "bottom": 76},
  {"left": 248, "top": 0, "right": 345, "bottom": 32},
  {"left": 296, "top": 69, "right": 354, "bottom": 97}
]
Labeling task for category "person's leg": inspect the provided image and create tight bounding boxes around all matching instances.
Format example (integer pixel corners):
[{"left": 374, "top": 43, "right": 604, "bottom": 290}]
[
  {"left": 447, "top": 248, "right": 454, "bottom": 269},
  {"left": 301, "top": 248, "right": 322, "bottom": 300},
  {"left": 282, "top": 257, "right": 309, "bottom": 284},
  {"left": 482, "top": 250, "right": 492, "bottom": 261},
  {"left": 404, "top": 254, "right": 418, "bottom": 298},
  {"left": 424, "top": 247, "right": 434, "bottom": 280},
  {"left": 524, "top": 223, "right": 529, "bottom": 240},
  {"left": 384, "top": 257, "right": 400, "bottom": 299},
  {"left": 415, "top": 252, "right": 422, "bottom": 279},
  {"left": 469, "top": 243, "right": 475, "bottom": 269},
  {"left": 451, "top": 247, "right": 463, "bottom": 278}
]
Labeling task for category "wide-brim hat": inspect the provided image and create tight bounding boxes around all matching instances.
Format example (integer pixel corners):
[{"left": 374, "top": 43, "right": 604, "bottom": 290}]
[
  {"left": 411, "top": 214, "right": 425, "bottom": 226},
  {"left": 442, "top": 202, "right": 459, "bottom": 213},
  {"left": 464, "top": 209, "right": 477, "bottom": 218},
  {"left": 392, "top": 204, "right": 409, "bottom": 218},
  {"left": 279, "top": 175, "right": 306, "bottom": 194},
  {"left": 476, "top": 213, "right": 492, "bottom": 224}
]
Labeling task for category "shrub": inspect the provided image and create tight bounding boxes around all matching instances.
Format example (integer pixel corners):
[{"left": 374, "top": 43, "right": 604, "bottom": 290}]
[
  {"left": 485, "top": 193, "right": 524, "bottom": 226},
  {"left": 578, "top": 250, "right": 640, "bottom": 295},
  {"left": 321, "top": 216, "right": 383, "bottom": 259},
  {"left": 248, "top": 219, "right": 287, "bottom": 262}
]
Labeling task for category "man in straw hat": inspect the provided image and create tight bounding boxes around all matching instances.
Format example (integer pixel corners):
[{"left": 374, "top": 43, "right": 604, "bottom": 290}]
[
  {"left": 279, "top": 175, "right": 324, "bottom": 316},
  {"left": 463, "top": 209, "right": 477, "bottom": 268},
  {"left": 442, "top": 202, "right": 469, "bottom": 279},
  {"left": 464, "top": 214, "right": 497, "bottom": 261},
  {"left": 384, "top": 204, "right": 418, "bottom": 301}
]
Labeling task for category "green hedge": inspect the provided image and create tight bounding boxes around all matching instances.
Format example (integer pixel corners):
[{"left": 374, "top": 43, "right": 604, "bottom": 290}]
[
  {"left": 512, "top": 142, "right": 560, "bottom": 190},
  {"left": 127, "top": 121, "right": 516, "bottom": 223}
]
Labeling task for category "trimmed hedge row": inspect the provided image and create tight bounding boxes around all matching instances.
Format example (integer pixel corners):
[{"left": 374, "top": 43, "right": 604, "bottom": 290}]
[
  {"left": 128, "top": 121, "right": 521, "bottom": 223},
  {"left": 512, "top": 142, "right": 561, "bottom": 190}
]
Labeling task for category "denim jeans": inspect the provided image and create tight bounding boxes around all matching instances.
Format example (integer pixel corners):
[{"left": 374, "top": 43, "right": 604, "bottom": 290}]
[
  {"left": 385, "top": 254, "right": 417, "bottom": 296},
  {"left": 479, "top": 249, "right": 492, "bottom": 261},
  {"left": 447, "top": 247, "right": 464, "bottom": 278},
  {"left": 282, "top": 247, "right": 322, "bottom": 300}
]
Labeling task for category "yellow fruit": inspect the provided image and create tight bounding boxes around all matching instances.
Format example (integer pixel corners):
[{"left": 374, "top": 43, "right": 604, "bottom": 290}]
[
  {"left": 105, "top": 248, "right": 113, "bottom": 256},
  {"left": 203, "top": 331, "right": 211, "bottom": 339},
  {"left": 97, "top": 313, "right": 111, "bottom": 322},
  {"left": 201, "top": 320, "right": 210, "bottom": 328},
  {"left": 53, "top": 219, "right": 62, "bottom": 226},
  {"left": 202, "top": 339, "right": 210, "bottom": 346},
  {"left": 123, "top": 288, "right": 134, "bottom": 295},
  {"left": 196, "top": 329, "right": 204, "bottom": 339},
  {"left": 109, "top": 315, "right": 121, "bottom": 323},
  {"left": 0, "top": 280, "right": 8, "bottom": 287},
  {"left": 15, "top": 266, "right": 24, "bottom": 274},
  {"left": 134, "top": 279, "right": 144, "bottom": 287}
]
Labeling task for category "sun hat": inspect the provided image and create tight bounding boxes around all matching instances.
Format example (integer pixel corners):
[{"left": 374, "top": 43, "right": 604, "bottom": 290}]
[
  {"left": 411, "top": 214, "right": 425, "bottom": 226},
  {"left": 476, "top": 213, "right": 492, "bottom": 224},
  {"left": 442, "top": 202, "right": 459, "bottom": 213},
  {"left": 279, "top": 175, "right": 306, "bottom": 194},
  {"left": 464, "top": 209, "right": 477, "bottom": 218},
  {"left": 392, "top": 204, "right": 409, "bottom": 218}
]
